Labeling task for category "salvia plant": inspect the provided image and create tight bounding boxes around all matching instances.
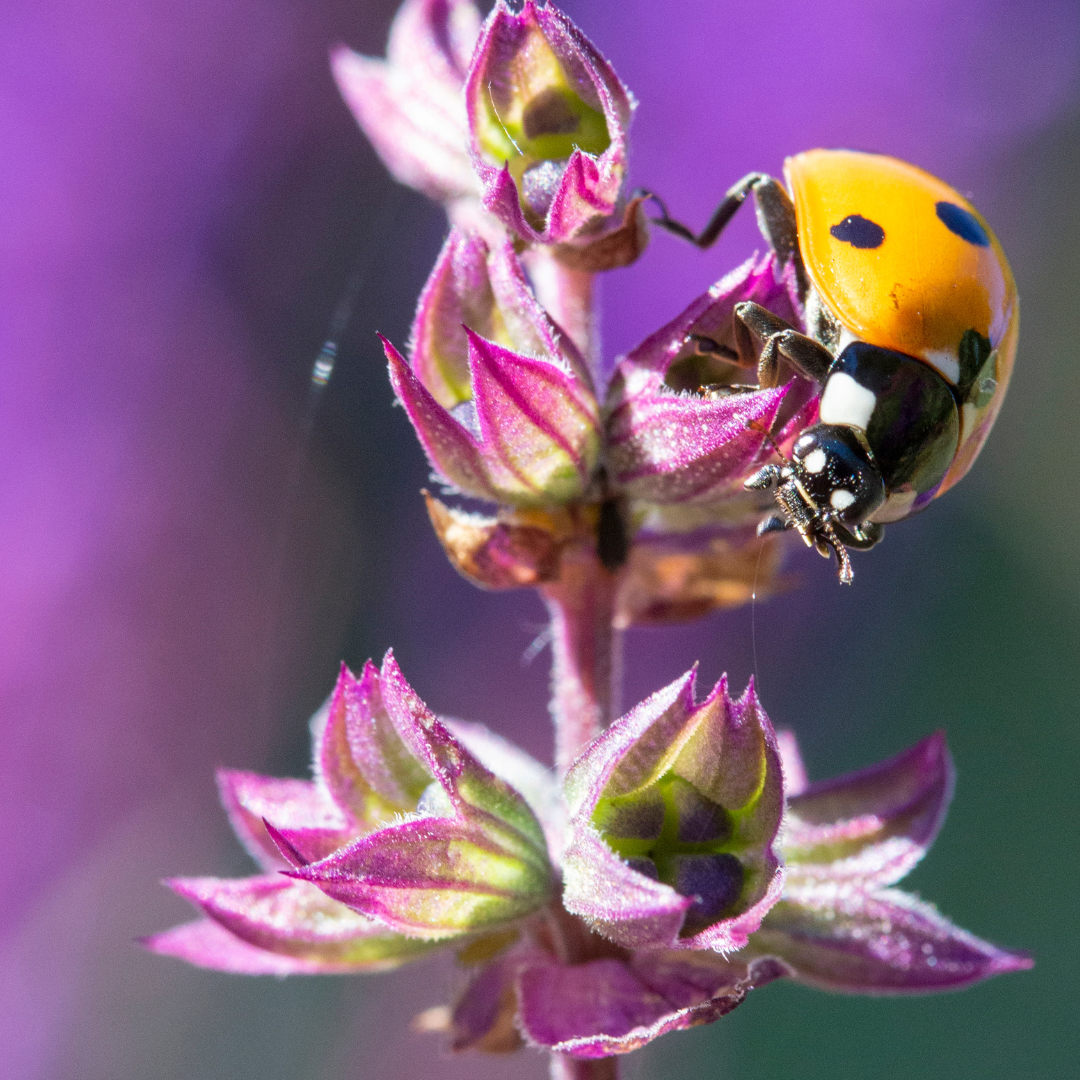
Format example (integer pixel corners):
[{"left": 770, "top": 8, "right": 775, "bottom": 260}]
[{"left": 147, "top": 2, "right": 1031, "bottom": 1076}]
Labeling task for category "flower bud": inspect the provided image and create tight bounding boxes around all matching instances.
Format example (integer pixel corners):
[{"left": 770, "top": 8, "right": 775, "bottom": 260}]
[
  {"left": 561, "top": 668, "right": 784, "bottom": 951},
  {"left": 386, "top": 230, "right": 600, "bottom": 506},
  {"left": 147, "top": 655, "right": 555, "bottom": 968},
  {"left": 288, "top": 653, "right": 554, "bottom": 938},
  {"left": 332, "top": 0, "right": 482, "bottom": 207},
  {"left": 466, "top": 1, "right": 634, "bottom": 245}
]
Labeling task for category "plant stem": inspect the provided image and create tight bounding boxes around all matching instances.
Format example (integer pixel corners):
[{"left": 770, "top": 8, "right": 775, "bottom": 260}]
[
  {"left": 550, "top": 1054, "right": 618, "bottom": 1080},
  {"left": 542, "top": 537, "right": 621, "bottom": 773},
  {"left": 523, "top": 250, "right": 599, "bottom": 379}
]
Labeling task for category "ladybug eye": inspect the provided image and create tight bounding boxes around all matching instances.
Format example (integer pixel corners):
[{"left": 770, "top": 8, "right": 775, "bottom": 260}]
[{"left": 829, "top": 214, "right": 885, "bottom": 249}]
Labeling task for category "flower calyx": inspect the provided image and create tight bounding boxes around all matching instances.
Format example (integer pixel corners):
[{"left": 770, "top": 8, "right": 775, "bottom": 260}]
[
  {"left": 284, "top": 653, "right": 554, "bottom": 938},
  {"left": 146, "top": 655, "right": 555, "bottom": 972},
  {"left": 742, "top": 729, "right": 1033, "bottom": 992},
  {"left": 467, "top": 0, "right": 635, "bottom": 249},
  {"left": 562, "top": 668, "right": 785, "bottom": 951},
  {"left": 386, "top": 229, "right": 601, "bottom": 508}
]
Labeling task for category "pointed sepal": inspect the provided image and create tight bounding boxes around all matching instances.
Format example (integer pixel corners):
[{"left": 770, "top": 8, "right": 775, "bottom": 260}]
[
  {"left": 748, "top": 889, "right": 1032, "bottom": 993},
  {"left": 606, "top": 378, "right": 790, "bottom": 505},
  {"left": 143, "top": 919, "right": 351, "bottom": 975},
  {"left": 158, "top": 874, "right": 436, "bottom": 971},
  {"left": 385, "top": 329, "right": 599, "bottom": 507},
  {"left": 782, "top": 730, "right": 955, "bottom": 891},
  {"left": 215, "top": 769, "right": 352, "bottom": 872},
  {"left": 605, "top": 253, "right": 820, "bottom": 510},
  {"left": 410, "top": 230, "right": 592, "bottom": 409}
]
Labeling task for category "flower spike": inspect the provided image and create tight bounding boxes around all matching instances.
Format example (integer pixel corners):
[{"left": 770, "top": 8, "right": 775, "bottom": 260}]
[{"left": 153, "top": 4, "right": 1035, "bottom": 1065}]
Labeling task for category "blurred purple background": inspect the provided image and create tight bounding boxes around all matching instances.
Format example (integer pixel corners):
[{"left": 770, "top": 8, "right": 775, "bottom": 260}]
[{"left": 2, "top": 1, "right": 1078, "bottom": 1078}]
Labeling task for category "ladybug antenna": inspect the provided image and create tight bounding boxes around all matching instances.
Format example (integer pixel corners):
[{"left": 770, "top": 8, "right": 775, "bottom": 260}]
[{"left": 746, "top": 417, "right": 786, "bottom": 463}]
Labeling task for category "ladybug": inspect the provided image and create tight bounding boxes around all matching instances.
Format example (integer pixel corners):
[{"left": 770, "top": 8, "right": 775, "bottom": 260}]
[{"left": 644, "top": 149, "right": 1018, "bottom": 583}]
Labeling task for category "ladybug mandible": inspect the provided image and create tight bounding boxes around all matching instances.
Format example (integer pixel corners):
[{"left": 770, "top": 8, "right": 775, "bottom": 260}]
[{"left": 646, "top": 149, "right": 1018, "bottom": 583}]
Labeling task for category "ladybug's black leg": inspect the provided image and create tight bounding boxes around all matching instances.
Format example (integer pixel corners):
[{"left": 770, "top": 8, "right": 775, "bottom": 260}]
[
  {"left": 734, "top": 301, "right": 835, "bottom": 387},
  {"left": 818, "top": 522, "right": 855, "bottom": 585},
  {"left": 636, "top": 174, "right": 805, "bottom": 284},
  {"left": 637, "top": 173, "right": 813, "bottom": 305},
  {"left": 636, "top": 173, "right": 768, "bottom": 248},
  {"left": 750, "top": 177, "right": 801, "bottom": 272}
]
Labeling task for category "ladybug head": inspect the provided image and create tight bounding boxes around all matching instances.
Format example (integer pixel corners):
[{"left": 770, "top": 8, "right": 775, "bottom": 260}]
[
  {"left": 790, "top": 425, "right": 886, "bottom": 525},
  {"left": 746, "top": 423, "right": 887, "bottom": 584}
]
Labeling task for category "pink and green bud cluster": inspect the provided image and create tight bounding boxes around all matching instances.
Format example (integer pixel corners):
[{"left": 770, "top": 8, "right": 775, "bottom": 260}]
[
  {"left": 150, "top": 664, "right": 1028, "bottom": 1058},
  {"left": 335, "top": 0, "right": 635, "bottom": 250},
  {"left": 341, "top": 0, "right": 825, "bottom": 616},
  {"left": 150, "top": 1, "right": 1033, "bottom": 1069},
  {"left": 146, "top": 655, "right": 553, "bottom": 971},
  {"left": 386, "top": 229, "right": 600, "bottom": 507},
  {"left": 394, "top": 238, "right": 809, "bottom": 517},
  {"left": 432, "top": 682, "right": 1029, "bottom": 1058},
  {"left": 390, "top": 241, "right": 817, "bottom": 623},
  {"left": 466, "top": 0, "right": 634, "bottom": 246}
]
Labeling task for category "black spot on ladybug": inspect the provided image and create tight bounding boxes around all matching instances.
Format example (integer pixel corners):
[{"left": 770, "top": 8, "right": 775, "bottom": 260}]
[
  {"left": 935, "top": 201, "right": 990, "bottom": 247},
  {"left": 830, "top": 215, "right": 885, "bottom": 249}
]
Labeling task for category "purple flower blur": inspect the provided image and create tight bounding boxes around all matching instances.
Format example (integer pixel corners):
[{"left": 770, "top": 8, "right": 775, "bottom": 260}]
[{"left": 332, "top": 0, "right": 482, "bottom": 212}]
